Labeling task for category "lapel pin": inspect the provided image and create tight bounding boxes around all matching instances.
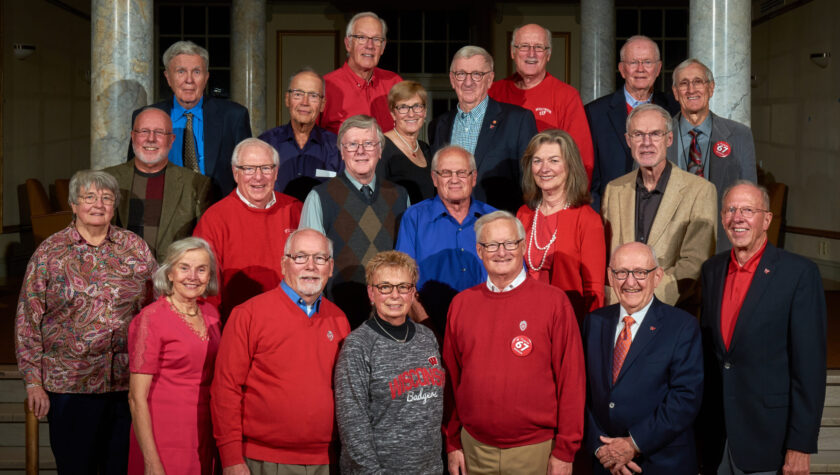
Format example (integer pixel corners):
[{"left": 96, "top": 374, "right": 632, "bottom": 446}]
[
  {"left": 764, "top": 268, "right": 770, "bottom": 274},
  {"left": 650, "top": 326, "right": 656, "bottom": 331},
  {"left": 490, "top": 120, "right": 497, "bottom": 129},
  {"left": 714, "top": 141, "right": 731, "bottom": 158}
]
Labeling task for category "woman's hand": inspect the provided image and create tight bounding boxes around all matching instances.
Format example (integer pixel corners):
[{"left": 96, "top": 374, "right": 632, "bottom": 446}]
[{"left": 25, "top": 385, "right": 49, "bottom": 419}]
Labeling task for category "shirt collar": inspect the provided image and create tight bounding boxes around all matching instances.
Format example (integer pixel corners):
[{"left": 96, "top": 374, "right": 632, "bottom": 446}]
[
  {"left": 69, "top": 221, "right": 118, "bottom": 245},
  {"left": 280, "top": 280, "right": 322, "bottom": 316},
  {"left": 635, "top": 160, "right": 672, "bottom": 194},
  {"left": 172, "top": 95, "right": 204, "bottom": 120},
  {"left": 679, "top": 113, "right": 712, "bottom": 136},
  {"left": 343, "top": 61, "right": 377, "bottom": 86},
  {"left": 236, "top": 188, "right": 277, "bottom": 209},
  {"left": 618, "top": 296, "right": 655, "bottom": 328},
  {"left": 344, "top": 170, "right": 376, "bottom": 192},
  {"left": 457, "top": 95, "right": 489, "bottom": 118},
  {"left": 623, "top": 86, "right": 653, "bottom": 109},
  {"left": 430, "top": 195, "right": 484, "bottom": 223},
  {"left": 282, "top": 123, "right": 325, "bottom": 145},
  {"left": 486, "top": 268, "right": 527, "bottom": 292},
  {"left": 728, "top": 240, "right": 768, "bottom": 273}
]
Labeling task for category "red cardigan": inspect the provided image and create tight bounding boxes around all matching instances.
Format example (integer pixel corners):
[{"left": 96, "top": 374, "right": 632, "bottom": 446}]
[{"left": 516, "top": 204, "right": 606, "bottom": 322}]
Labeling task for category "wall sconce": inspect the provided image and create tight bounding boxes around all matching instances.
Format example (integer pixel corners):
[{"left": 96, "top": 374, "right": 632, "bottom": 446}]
[
  {"left": 810, "top": 52, "right": 830, "bottom": 68},
  {"left": 13, "top": 44, "right": 36, "bottom": 60}
]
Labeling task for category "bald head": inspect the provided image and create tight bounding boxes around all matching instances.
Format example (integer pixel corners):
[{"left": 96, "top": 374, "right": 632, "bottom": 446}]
[{"left": 131, "top": 108, "right": 175, "bottom": 174}]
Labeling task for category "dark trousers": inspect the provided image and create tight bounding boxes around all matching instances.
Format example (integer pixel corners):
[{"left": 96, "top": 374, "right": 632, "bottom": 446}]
[{"left": 47, "top": 391, "right": 131, "bottom": 475}]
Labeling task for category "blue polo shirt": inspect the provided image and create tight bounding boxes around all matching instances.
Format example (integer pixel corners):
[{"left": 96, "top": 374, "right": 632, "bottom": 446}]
[
  {"left": 258, "top": 123, "right": 343, "bottom": 199},
  {"left": 169, "top": 96, "right": 206, "bottom": 174}
]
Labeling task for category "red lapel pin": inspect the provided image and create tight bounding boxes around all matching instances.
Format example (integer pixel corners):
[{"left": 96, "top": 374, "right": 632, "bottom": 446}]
[{"left": 764, "top": 268, "right": 770, "bottom": 274}]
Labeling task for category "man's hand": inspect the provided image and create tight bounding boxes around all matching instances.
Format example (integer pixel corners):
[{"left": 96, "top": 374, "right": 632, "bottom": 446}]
[
  {"left": 596, "top": 436, "right": 637, "bottom": 469},
  {"left": 609, "top": 460, "right": 642, "bottom": 475},
  {"left": 547, "top": 455, "right": 572, "bottom": 475},
  {"left": 448, "top": 449, "right": 467, "bottom": 475},
  {"left": 782, "top": 449, "right": 810, "bottom": 475},
  {"left": 222, "top": 463, "right": 250, "bottom": 475},
  {"left": 25, "top": 386, "right": 49, "bottom": 419}
]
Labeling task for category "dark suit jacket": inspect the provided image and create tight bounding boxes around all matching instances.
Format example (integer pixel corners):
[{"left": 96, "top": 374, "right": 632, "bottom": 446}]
[
  {"left": 128, "top": 96, "right": 251, "bottom": 199},
  {"left": 583, "top": 298, "right": 703, "bottom": 474},
  {"left": 698, "top": 243, "right": 826, "bottom": 472},
  {"left": 667, "top": 112, "right": 757, "bottom": 252},
  {"left": 104, "top": 160, "right": 211, "bottom": 262},
  {"left": 585, "top": 89, "right": 678, "bottom": 211},
  {"left": 429, "top": 97, "right": 537, "bottom": 212}
]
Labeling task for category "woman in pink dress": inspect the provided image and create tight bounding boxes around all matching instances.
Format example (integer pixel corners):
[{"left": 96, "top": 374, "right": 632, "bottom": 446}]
[
  {"left": 516, "top": 130, "right": 606, "bottom": 323},
  {"left": 128, "top": 237, "right": 221, "bottom": 474}
]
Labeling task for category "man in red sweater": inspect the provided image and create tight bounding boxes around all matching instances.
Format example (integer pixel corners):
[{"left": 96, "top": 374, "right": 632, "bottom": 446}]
[
  {"left": 443, "top": 211, "right": 585, "bottom": 475},
  {"left": 489, "top": 23, "right": 593, "bottom": 182},
  {"left": 193, "top": 137, "right": 302, "bottom": 319},
  {"left": 211, "top": 228, "right": 350, "bottom": 475}
]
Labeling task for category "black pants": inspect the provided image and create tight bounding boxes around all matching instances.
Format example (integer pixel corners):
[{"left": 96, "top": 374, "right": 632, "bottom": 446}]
[{"left": 47, "top": 391, "right": 131, "bottom": 475}]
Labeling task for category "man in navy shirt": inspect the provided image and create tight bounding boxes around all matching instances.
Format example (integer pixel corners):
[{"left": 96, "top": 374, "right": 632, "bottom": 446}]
[
  {"left": 395, "top": 145, "right": 495, "bottom": 336},
  {"left": 260, "top": 68, "right": 343, "bottom": 201}
]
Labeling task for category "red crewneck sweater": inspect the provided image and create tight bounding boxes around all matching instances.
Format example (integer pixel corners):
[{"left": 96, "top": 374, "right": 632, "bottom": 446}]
[
  {"left": 443, "top": 277, "right": 585, "bottom": 462},
  {"left": 211, "top": 287, "right": 350, "bottom": 467},
  {"left": 193, "top": 191, "right": 302, "bottom": 318}
]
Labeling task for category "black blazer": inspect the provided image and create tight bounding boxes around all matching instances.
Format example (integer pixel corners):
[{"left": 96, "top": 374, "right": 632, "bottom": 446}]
[
  {"left": 128, "top": 96, "right": 252, "bottom": 199},
  {"left": 584, "top": 89, "right": 678, "bottom": 211},
  {"left": 429, "top": 97, "right": 537, "bottom": 212},
  {"left": 698, "top": 243, "right": 826, "bottom": 472}
]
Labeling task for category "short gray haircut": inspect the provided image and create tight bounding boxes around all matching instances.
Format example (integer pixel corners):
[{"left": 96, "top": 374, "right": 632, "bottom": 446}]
[
  {"left": 451, "top": 45, "right": 494, "bottom": 72},
  {"left": 672, "top": 58, "right": 715, "bottom": 87},
  {"left": 346, "top": 12, "right": 388, "bottom": 38},
  {"left": 231, "top": 138, "right": 280, "bottom": 167},
  {"left": 285, "top": 228, "right": 334, "bottom": 257},
  {"left": 722, "top": 180, "right": 770, "bottom": 210},
  {"left": 69, "top": 170, "right": 121, "bottom": 208},
  {"left": 474, "top": 210, "right": 526, "bottom": 243},
  {"left": 288, "top": 67, "right": 325, "bottom": 95},
  {"left": 619, "top": 35, "right": 660, "bottom": 62},
  {"left": 153, "top": 237, "right": 219, "bottom": 297},
  {"left": 510, "top": 24, "right": 552, "bottom": 51},
  {"left": 626, "top": 103, "right": 673, "bottom": 134},
  {"left": 431, "top": 145, "right": 477, "bottom": 171},
  {"left": 610, "top": 242, "right": 658, "bottom": 268},
  {"left": 162, "top": 40, "right": 210, "bottom": 70},
  {"left": 336, "top": 115, "right": 385, "bottom": 150}
]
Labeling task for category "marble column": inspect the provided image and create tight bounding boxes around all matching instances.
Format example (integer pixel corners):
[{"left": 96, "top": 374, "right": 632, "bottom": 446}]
[
  {"left": 580, "top": 0, "right": 615, "bottom": 104},
  {"left": 232, "top": 0, "right": 266, "bottom": 136},
  {"left": 90, "top": 0, "right": 153, "bottom": 169},
  {"left": 689, "top": 0, "right": 751, "bottom": 125}
]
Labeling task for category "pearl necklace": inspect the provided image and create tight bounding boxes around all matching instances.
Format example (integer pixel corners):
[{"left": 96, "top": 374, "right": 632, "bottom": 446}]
[
  {"left": 527, "top": 200, "right": 569, "bottom": 271},
  {"left": 393, "top": 129, "right": 420, "bottom": 155},
  {"left": 373, "top": 314, "right": 408, "bottom": 343}
]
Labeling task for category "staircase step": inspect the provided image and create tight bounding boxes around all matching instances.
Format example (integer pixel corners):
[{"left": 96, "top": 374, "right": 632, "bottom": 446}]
[
  {"left": 821, "top": 427, "right": 840, "bottom": 452},
  {"left": 0, "top": 446, "right": 56, "bottom": 471},
  {"left": 826, "top": 370, "right": 840, "bottom": 407},
  {"left": 812, "top": 449, "right": 840, "bottom": 473},
  {"left": 0, "top": 367, "right": 25, "bottom": 404},
  {"left": 826, "top": 407, "right": 840, "bottom": 427}
]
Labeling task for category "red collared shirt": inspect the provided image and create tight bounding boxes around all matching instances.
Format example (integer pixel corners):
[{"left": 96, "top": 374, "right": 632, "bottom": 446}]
[
  {"left": 720, "top": 241, "right": 767, "bottom": 349},
  {"left": 319, "top": 62, "right": 402, "bottom": 134}
]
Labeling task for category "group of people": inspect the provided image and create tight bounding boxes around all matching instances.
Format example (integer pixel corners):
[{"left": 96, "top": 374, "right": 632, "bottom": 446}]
[{"left": 14, "top": 10, "right": 826, "bottom": 475}]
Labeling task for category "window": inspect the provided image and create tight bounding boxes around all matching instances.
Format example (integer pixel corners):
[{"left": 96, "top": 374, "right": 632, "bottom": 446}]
[{"left": 616, "top": 7, "right": 688, "bottom": 92}]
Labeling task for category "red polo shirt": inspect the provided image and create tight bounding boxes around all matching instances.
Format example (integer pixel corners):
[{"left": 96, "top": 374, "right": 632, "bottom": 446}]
[
  {"left": 720, "top": 241, "right": 767, "bottom": 349},
  {"left": 319, "top": 62, "right": 402, "bottom": 134}
]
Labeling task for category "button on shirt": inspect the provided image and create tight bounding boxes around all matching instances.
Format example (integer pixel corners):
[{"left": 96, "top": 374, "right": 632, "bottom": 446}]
[
  {"left": 170, "top": 96, "right": 206, "bottom": 174},
  {"left": 258, "top": 123, "right": 343, "bottom": 198},
  {"left": 676, "top": 114, "right": 712, "bottom": 172},
  {"left": 280, "top": 280, "right": 322, "bottom": 317},
  {"left": 451, "top": 96, "right": 489, "bottom": 155},
  {"left": 635, "top": 161, "right": 672, "bottom": 243}
]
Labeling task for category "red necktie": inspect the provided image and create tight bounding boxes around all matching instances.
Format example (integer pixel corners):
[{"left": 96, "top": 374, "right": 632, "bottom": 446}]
[
  {"left": 687, "top": 129, "right": 704, "bottom": 177},
  {"left": 612, "top": 316, "right": 635, "bottom": 384}
]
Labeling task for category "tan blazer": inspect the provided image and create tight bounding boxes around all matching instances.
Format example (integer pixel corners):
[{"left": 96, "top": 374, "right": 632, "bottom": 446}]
[
  {"left": 104, "top": 160, "right": 211, "bottom": 262},
  {"left": 602, "top": 163, "right": 717, "bottom": 306}
]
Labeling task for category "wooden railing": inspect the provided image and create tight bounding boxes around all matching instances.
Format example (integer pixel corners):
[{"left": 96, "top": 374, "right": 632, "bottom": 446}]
[{"left": 23, "top": 398, "right": 38, "bottom": 475}]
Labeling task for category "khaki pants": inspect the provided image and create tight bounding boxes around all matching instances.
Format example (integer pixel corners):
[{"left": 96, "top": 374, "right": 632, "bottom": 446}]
[
  {"left": 245, "top": 458, "right": 330, "bottom": 475},
  {"left": 461, "top": 427, "right": 553, "bottom": 474}
]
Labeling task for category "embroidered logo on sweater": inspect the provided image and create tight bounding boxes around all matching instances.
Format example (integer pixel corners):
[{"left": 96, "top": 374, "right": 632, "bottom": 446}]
[
  {"left": 519, "top": 320, "right": 527, "bottom": 331},
  {"left": 428, "top": 356, "right": 439, "bottom": 366},
  {"left": 326, "top": 330, "right": 334, "bottom": 342}
]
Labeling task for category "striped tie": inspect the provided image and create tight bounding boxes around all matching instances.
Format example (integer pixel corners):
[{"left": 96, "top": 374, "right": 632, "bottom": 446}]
[
  {"left": 612, "top": 316, "right": 635, "bottom": 384},
  {"left": 687, "top": 129, "right": 704, "bottom": 177}
]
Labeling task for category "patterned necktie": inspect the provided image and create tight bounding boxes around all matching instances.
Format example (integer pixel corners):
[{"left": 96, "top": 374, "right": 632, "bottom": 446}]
[
  {"left": 361, "top": 184, "right": 373, "bottom": 202},
  {"left": 183, "top": 112, "right": 200, "bottom": 172},
  {"left": 612, "top": 316, "right": 635, "bottom": 384},
  {"left": 687, "top": 129, "right": 704, "bottom": 177}
]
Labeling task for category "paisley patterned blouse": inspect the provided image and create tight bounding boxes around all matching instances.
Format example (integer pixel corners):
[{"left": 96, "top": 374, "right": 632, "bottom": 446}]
[{"left": 15, "top": 224, "right": 157, "bottom": 393}]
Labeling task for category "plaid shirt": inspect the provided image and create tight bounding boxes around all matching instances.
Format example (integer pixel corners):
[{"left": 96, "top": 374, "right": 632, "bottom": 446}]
[{"left": 451, "top": 96, "right": 489, "bottom": 155}]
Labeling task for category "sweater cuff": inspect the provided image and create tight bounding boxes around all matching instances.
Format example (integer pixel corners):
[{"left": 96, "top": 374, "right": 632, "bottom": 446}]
[
  {"left": 445, "top": 432, "right": 463, "bottom": 452},
  {"left": 218, "top": 440, "right": 245, "bottom": 468},
  {"left": 551, "top": 440, "right": 576, "bottom": 463}
]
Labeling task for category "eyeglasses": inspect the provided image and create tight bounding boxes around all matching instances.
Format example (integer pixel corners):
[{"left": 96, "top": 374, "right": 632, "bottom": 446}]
[
  {"left": 342, "top": 141, "right": 380, "bottom": 152},
  {"left": 434, "top": 169, "right": 474, "bottom": 179},
  {"left": 79, "top": 193, "right": 116, "bottom": 205},
  {"left": 609, "top": 267, "right": 658, "bottom": 280},
  {"left": 288, "top": 89, "right": 323, "bottom": 101},
  {"left": 676, "top": 78, "right": 709, "bottom": 91},
  {"left": 235, "top": 165, "right": 277, "bottom": 175},
  {"left": 722, "top": 206, "right": 768, "bottom": 219},
  {"left": 451, "top": 71, "right": 492, "bottom": 82},
  {"left": 513, "top": 43, "right": 549, "bottom": 54},
  {"left": 623, "top": 60, "right": 659, "bottom": 69},
  {"left": 348, "top": 34, "right": 385, "bottom": 46},
  {"left": 394, "top": 103, "right": 426, "bottom": 115},
  {"left": 628, "top": 130, "right": 669, "bottom": 143},
  {"left": 285, "top": 253, "right": 332, "bottom": 265},
  {"left": 478, "top": 239, "right": 523, "bottom": 252},
  {"left": 133, "top": 129, "right": 172, "bottom": 138},
  {"left": 371, "top": 282, "right": 415, "bottom": 295}
]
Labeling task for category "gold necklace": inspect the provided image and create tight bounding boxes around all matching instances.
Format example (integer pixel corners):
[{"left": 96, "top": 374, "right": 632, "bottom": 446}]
[{"left": 167, "top": 297, "right": 199, "bottom": 317}]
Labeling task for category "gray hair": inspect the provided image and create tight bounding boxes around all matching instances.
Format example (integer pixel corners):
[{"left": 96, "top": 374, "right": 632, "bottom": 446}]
[
  {"left": 474, "top": 210, "right": 526, "bottom": 243},
  {"left": 722, "top": 180, "right": 770, "bottom": 210},
  {"left": 336, "top": 115, "right": 385, "bottom": 150},
  {"left": 346, "top": 12, "right": 388, "bottom": 38},
  {"left": 510, "top": 24, "right": 552, "bottom": 51},
  {"left": 451, "top": 45, "right": 494, "bottom": 72},
  {"left": 672, "top": 58, "right": 715, "bottom": 88},
  {"left": 231, "top": 138, "right": 280, "bottom": 167},
  {"left": 288, "top": 67, "right": 325, "bottom": 95},
  {"left": 285, "top": 228, "right": 334, "bottom": 257},
  {"left": 619, "top": 35, "right": 660, "bottom": 62},
  {"left": 162, "top": 40, "right": 210, "bottom": 70},
  {"left": 153, "top": 237, "right": 219, "bottom": 297},
  {"left": 610, "top": 242, "right": 658, "bottom": 268},
  {"left": 69, "top": 170, "right": 121, "bottom": 208},
  {"left": 431, "top": 145, "right": 477, "bottom": 171},
  {"left": 626, "top": 103, "right": 673, "bottom": 134}
]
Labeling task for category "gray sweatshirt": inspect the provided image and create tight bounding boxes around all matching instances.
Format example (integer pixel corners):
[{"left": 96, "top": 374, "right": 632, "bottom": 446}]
[{"left": 334, "top": 319, "right": 445, "bottom": 474}]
